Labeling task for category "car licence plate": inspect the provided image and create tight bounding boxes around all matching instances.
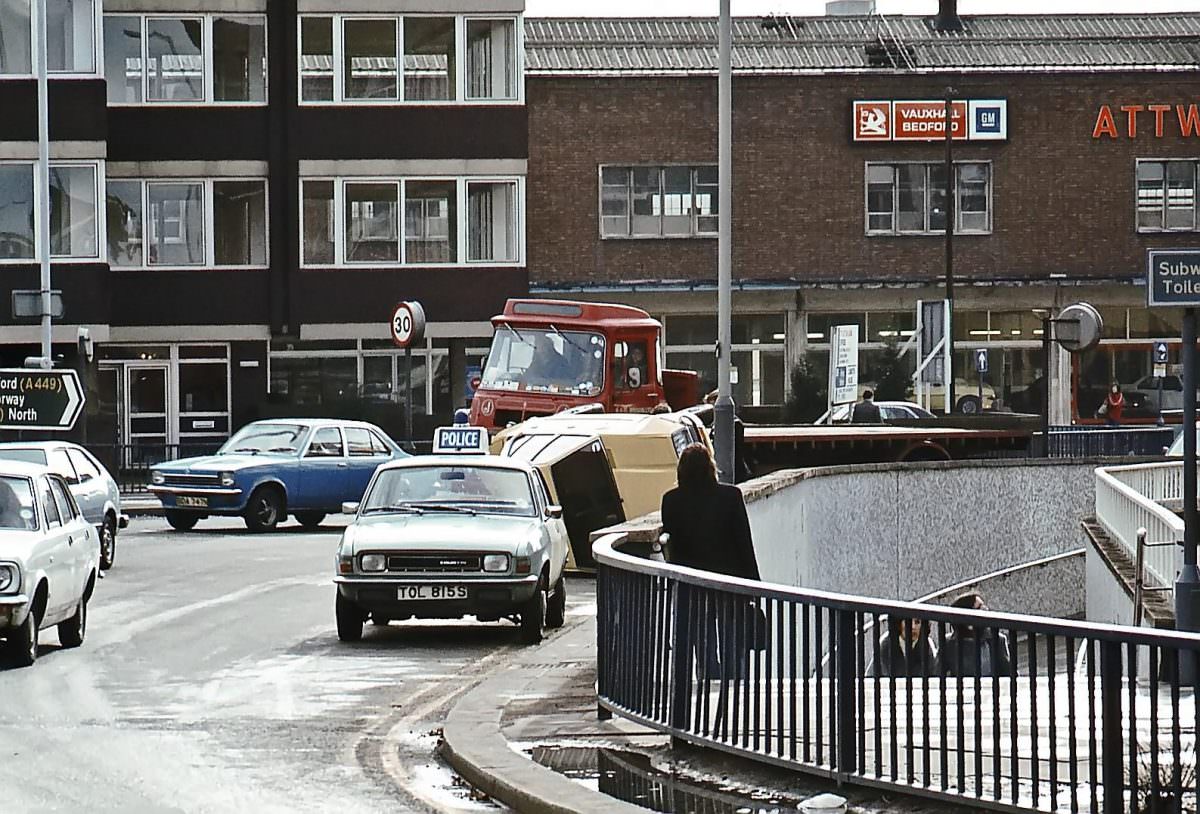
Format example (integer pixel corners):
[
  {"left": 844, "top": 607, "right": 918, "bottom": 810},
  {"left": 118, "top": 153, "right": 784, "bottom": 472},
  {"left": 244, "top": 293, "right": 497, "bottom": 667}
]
[
  {"left": 177, "top": 496, "right": 209, "bottom": 508},
  {"left": 397, "top": 584, "right": 468, "bottom": 601}
]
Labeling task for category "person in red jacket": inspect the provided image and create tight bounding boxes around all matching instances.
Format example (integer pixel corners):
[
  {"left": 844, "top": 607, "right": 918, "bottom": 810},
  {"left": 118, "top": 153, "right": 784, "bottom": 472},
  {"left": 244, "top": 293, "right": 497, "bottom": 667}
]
[{"left": 1102, "top": 382, "right": 1125, "bottom": 426}]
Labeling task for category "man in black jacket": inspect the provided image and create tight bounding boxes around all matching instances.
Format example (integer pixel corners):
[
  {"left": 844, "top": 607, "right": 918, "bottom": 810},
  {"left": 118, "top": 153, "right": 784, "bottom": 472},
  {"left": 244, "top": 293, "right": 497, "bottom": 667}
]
[{"left": 851, "top": 389, "right": 882, "bottom": 423}]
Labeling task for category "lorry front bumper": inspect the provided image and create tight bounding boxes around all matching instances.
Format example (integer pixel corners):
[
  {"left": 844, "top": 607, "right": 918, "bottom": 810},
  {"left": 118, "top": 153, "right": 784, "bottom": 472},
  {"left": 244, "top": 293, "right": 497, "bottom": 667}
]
[{"left": 335, "top": 575, "right": 540, "bottom": 620}]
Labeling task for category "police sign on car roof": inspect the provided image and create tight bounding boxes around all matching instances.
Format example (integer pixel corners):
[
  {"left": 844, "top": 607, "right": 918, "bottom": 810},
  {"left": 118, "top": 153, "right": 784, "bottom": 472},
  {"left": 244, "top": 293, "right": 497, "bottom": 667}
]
[{"left": 432, "top": 426, "right": 489, "bottom": 454}]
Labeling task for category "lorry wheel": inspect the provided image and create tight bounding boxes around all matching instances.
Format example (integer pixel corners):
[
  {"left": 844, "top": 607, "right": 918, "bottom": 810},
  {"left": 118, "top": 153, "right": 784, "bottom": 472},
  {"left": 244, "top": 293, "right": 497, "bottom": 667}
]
[
  {"left": 956, "top": 395, "right": 982, "bottom": 415},
  {"left": 519, "top": 583, "right": 546, "bottom": 644},
  {"left": 165, "top": 511, "right": 198, "bottom": 531},
  {"left": 336, "top": 593, "right": 363, "bottom": 643},
  {"left": 244, "top": 486, "right": 284, "bottom": 533},
  {"left": 546, "top": 576, "right": 566, "bottom": 629}
]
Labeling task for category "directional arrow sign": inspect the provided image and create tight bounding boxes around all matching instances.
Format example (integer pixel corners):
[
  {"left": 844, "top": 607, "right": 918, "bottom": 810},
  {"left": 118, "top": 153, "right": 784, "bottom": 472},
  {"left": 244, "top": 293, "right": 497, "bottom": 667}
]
[{"left": 0, "top": 369, "right": 85, "bottom": 431}]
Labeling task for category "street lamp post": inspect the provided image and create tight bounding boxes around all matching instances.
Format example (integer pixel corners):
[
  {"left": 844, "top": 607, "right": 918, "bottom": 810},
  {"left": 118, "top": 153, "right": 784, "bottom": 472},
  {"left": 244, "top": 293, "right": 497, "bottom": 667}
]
[
  {"left": 713, "top": 0, "right": 735, "bottom": 484},
  {"left": 944, "top": 87, "right": 957, "bottom": 413},
  {"left": 33, "top": 0, "right": 52, "bottom": 370}
]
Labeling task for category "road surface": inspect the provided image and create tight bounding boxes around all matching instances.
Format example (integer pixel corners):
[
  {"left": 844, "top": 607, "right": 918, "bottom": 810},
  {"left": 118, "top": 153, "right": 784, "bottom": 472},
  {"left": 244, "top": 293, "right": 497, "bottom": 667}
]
[{"left": 0, "top": 515, "right": 589, "bottom": 813}]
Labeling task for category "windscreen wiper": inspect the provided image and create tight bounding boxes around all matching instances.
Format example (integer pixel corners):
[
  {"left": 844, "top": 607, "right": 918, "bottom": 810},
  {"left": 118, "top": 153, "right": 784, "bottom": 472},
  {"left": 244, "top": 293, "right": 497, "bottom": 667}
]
[
  {"left": 363, "top": 504, "right": 425, "bottom": 515},
  {"left": 503, "top": 322, "right": 527, "bottom": 343},
  {"left": 550, "top": 324, "right": 586, "bottom": 355},
  {"left": 412, "top": 503, "right": 477, "bottom": 516}
]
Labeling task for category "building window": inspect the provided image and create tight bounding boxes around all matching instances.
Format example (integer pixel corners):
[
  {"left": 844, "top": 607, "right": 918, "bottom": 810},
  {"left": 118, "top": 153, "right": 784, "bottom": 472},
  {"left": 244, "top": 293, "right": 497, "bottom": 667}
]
[
  {"left": 664, "top": 313, "right": 786, "bottom": 406},
  {"left": 600, "top": 165, "right": 719, "bottom": 238},
  {"left": 103, "top": 14, "right": 267, "bottom": 105},
  {"left": 2, "top": 0, "right": 97, "bottom": 75},
  {"left": 302, "top": 176, "right": 521, "bottom": 267},
  {"left": 0, "top": 162, "right": 101, "bottom": 262},
  {"left": 865, "top": 161, "right": 992, "bottom": 235},
  {"left": 106, "top": 178, "right": 267, "bottom": 268},
  {"left": 299, "top": 14, "right": 521, "bottom": 104},
  {"left": 1137, "top": 159, "right": 1198, "bottom": 232}
]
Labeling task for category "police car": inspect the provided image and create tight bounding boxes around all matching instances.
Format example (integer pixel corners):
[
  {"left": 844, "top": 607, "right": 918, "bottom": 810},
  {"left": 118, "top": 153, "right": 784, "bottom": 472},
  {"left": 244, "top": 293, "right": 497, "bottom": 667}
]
[{"left": 333, "top": 425, "right": 570, "bottom": 644}]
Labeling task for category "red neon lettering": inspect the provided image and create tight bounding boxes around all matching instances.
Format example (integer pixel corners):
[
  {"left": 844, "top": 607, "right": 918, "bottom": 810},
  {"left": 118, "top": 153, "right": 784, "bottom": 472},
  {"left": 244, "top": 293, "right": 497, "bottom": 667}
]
[
  {"left": 1178, "top": 104, "right": 1200, "bottom": 137},
  {"left": 1149, "top": 104, "right": 1171, "bottom": 137},
  {"left": 1120, "top": 105, "right": 1144, "bottom": 138},
  {"left": 1092, "top": 105, "right": 1118, "bottom": 139}
]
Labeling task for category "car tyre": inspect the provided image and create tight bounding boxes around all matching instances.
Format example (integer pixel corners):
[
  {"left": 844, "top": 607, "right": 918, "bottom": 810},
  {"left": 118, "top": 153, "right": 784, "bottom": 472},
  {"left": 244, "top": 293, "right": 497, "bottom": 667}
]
[
  {"left": 956, "top": 395, "right": 982, "bottom": 415},
  {"left": 99, "top": 515, "right": 117, "bottom": 570},
  {"left": 6, "top": 610, "right": 37, "bottom": 667},
  {"left": 336, "top": 592, "right": 364, "bottom": 642},
  {"left": 244, "top": 486, "right": 284, "bottom": 533},
  {"left": 519, "top": 581, "right": 546, "bottom": 645},
  {"left": 295, "top": 511, "right": 326, "bottom": 530},
  {"left": 58, "top": 598, "right": 86, "bottom": 648},
  {"left": 165, "top": 510, "right": 199, "bottom": 531},
  {"left": 546, "top": 576, "right": 566, "bottom": 629}
]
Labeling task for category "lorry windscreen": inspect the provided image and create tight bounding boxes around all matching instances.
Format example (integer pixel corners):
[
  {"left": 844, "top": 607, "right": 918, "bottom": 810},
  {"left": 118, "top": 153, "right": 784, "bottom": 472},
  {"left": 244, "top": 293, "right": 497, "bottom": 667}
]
[{"left": 480, "top": 328, "right": 605, "bottom": 397}]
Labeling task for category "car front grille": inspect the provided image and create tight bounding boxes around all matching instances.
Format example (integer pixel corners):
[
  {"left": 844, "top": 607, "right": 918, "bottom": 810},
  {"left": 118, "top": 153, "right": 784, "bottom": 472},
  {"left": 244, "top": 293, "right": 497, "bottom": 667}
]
[
  {"left": 386, "top": 554, "right": 482, "bottom": 573},
  {"left": 162, "top": 473, "right": 220, "bottom": 486}
]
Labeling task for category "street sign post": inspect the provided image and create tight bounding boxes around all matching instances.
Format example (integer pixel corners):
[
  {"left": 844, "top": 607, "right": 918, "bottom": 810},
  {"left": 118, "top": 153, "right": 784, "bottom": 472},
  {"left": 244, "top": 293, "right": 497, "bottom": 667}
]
[
  {"left": 828, "top": 325, "right": 859, "bottom": 409},
  {"left": 974, "top": 348, "right": 988, "bottom": 409},
  {"left": 391, "top": 301, "right": 427, "bottom": 447},
  {"left": 1154, "top": 341, "right": 1169, "bottom": 422},
  {"left": 1148, "top": 249, "right": 1200, "bottom": 670},
  {"left": 0, "top": 368, "right": 84, "bottom": 430}
]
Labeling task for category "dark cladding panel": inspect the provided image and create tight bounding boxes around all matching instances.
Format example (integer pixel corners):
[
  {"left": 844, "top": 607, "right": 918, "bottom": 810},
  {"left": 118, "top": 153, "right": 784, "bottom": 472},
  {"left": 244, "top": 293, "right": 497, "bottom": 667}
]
[
  {"left": 0, "top": 264, "right": 111, "bottom": 325},
  {"left": 297, "top": 267, "right": 527, "bottom": 324},
  {"left": 229, "top": 340, "right": 268, "bottom": 430},
  {"left": 109, "top": 270, "right": 271, "bottom": 326},
  {"left": 0, "top": 80, "right": 106, "bottom": 141},
  {"left": 107, "top": 108, "right": 271, "bottom": 161},
  {"left": 294, "top": 106, "right": 527, "bottom": 159}
]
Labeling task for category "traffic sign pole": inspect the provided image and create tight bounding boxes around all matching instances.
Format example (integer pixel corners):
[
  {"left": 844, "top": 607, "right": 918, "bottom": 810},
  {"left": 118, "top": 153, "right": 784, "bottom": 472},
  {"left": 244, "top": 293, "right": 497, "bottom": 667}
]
[{"left": 1178, "top": 307, "right": 1200, "bottom": 678}]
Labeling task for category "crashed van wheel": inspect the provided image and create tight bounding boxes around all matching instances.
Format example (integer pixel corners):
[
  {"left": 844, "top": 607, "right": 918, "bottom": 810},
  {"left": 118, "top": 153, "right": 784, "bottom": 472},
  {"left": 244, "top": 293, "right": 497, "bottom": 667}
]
[
  {"left": 6, "top": 611, "right": 37, "bottom": 667},
  {"left": 519, "top": 584, "right": 546, "bottom": 645},
  {"left": 546, "top": 576, "right": 566, "bottom": 629},
  {"left": 336, "top": 593, "right": 363, "bottom": 643}
]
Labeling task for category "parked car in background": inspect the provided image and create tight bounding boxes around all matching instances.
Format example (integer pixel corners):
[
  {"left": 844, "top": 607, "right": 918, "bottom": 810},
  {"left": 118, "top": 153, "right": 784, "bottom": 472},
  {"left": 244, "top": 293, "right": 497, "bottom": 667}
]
[
  {"left": 0, "top": 442, "right": 126, "bottom": 570},
  {"left": 815, "top": 401, "right": 935, "bottom": 425},
  {"left": 149, "top": 419, "right": 408, "bottom": 532},
  {"left": 334, "top": 452, "right": 569, "bottom": 644},
  {"left": 908, "top": 380, "right": 996, "bottom": 414},
  {"left": 1123, "top": 374, "right": 1197, "bottom": 413},
  {"left": 0, "top": 463, "right": 99, "bottom": 667}
]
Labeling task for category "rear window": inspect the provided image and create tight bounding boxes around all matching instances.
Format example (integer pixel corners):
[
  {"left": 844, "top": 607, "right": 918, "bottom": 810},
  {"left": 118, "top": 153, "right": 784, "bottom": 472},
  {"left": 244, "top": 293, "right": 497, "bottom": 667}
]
[
  {"left": 0, "top": 476, "right": 36, "bottom": 530},
  {"left": 0, "top": 449, "right": 47, "bottom": 467}
]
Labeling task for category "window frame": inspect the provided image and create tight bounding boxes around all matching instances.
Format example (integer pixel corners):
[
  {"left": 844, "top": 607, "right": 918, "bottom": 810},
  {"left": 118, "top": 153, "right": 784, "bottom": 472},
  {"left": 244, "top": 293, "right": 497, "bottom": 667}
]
[
  {"left": 1136, "top": 158, "right": 1200, "bottom": 234},
  {"left": 1, "top": 0, "right": 102, "bottom": 78},
  {"left": 106, "top": 176, "right": 269, "bottom": 270},
  {"left": 299, "top": 174, "right": 524, "bottom": 268},
  {"left": 863, "top": 160, "right": 993, "bottom": 237},
  {"left": 0, "top": 159, "right": 105, "bottom": 265},
  {"left": 103, "top": 13, "right": 269, "bottom": 107},
  {"left": 296, "top": 13, "right": 523, "bottom": 106},
  {"left": 597, "top": 164, "right": 720, "bottom": 240}
]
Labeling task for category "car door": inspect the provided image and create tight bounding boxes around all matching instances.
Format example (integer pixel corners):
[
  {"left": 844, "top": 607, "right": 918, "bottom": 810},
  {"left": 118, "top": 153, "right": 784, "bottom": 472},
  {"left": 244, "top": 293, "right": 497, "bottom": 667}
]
[
  {"left": 67, "top": 448, "right": 109, "bottom": 527},
  {"left": 48, "top": 475, "right": 91, "bottom": 602},
  {"left": 35, "top": 475, "right": 74, "bottom": 623},
  {"left": 533, "top": 470, "right": 569, "bottom": 580},
  {"left": 297, "top": 427, "right": 351, "bottom": 509},
  {"left": 343, "top": 427, "right": 393, "bottom": 499}
]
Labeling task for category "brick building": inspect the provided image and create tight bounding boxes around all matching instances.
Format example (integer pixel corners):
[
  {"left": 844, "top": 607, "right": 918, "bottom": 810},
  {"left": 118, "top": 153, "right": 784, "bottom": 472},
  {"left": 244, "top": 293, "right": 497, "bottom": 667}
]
[{"left": 524, "top": 11, "right": 1200, "bottom": 420}]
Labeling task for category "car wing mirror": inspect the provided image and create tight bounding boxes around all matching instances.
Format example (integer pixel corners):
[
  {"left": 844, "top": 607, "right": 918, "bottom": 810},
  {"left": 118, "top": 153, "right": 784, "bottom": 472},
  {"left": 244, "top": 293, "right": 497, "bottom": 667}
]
[
  {"left": 545, "top": 505, "right": 563, "bottom": 519},
  {"left": 79, "top": 473, "right": 93, "bottom": 483},
  {"left": 342, "top": 501, "right": 360, "bottom": 515}
]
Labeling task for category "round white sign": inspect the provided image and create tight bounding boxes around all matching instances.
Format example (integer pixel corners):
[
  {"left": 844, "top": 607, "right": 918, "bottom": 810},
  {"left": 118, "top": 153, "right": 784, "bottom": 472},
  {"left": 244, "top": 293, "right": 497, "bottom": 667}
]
[{"left": 390, "top": 301, "right": 426, "bottom": 349}]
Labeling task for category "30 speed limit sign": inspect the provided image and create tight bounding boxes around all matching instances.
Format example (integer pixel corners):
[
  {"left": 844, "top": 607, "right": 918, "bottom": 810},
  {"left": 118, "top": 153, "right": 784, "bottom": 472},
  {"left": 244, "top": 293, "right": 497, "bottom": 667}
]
[{"left": 390, "top": 301, "right": 426, "bottom": 349}]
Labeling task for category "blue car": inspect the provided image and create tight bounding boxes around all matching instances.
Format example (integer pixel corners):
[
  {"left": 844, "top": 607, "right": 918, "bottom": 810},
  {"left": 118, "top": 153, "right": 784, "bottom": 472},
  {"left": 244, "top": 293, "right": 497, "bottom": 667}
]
[{"left": 149, "top": 419, "right": 408, "bottom": 532}]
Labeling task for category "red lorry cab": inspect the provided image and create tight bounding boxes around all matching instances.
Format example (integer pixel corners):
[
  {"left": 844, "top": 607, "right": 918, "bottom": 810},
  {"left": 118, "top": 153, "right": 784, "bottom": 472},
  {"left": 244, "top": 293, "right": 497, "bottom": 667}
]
[{"left": 468, "top": 299, "right": 700, "bottom": 430}]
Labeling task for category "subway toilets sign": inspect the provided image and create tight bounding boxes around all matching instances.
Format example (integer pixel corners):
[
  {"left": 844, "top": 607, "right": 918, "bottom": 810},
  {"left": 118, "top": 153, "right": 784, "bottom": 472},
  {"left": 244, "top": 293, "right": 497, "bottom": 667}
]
[
  {"left": 853, "top": 99, "right": 1008, "bottom": 142},
  {"left": 1148, "top": 250, "right": 1200, "bottom": 307}
]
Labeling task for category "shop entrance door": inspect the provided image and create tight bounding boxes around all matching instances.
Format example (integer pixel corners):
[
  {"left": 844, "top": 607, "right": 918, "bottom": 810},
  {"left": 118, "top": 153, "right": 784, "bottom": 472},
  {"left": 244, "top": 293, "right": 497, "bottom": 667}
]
[{"left": 126, "top": 364, "right": 172, "bottom": 463}]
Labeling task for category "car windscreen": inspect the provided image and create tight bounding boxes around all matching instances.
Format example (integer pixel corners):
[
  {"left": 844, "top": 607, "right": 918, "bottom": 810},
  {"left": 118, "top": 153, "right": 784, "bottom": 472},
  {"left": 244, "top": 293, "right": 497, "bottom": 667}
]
[
  {"left": 220, "top": 424, "right": 309, "bottom": 455},
  {"left": 363, "top": 466, "right": 536, "bottom": 516},
  {"left": 480, "top": 327, "right": 605, "bottom": 397},
  {"left": 0, "top": 476, "right": 37, "bottom": 530},
  {"left": 0, "top": 449, "right": 47, "bottom": 466}
]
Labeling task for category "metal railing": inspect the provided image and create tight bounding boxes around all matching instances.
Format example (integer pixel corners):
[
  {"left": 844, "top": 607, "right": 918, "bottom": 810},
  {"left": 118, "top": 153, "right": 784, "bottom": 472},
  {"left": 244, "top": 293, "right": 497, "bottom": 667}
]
[
  {"left": 595, "top": 533, "right": 1200, "bottom": 814},
  {"left": 1096, "top": 461, "right": 1187, "bottom": 589},
  {"left": 89, "top": 442, "right": 224, "bottom": 494},
  {"left": 1043, "top": 426, "right": 1177, "bottom": 459}
]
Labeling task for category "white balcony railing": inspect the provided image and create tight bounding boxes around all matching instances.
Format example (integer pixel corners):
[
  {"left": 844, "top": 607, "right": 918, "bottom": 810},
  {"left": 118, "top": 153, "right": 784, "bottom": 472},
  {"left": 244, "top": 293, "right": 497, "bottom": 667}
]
[{"left": 1095, "top": 460, "right": 1186, "bottom": 589}]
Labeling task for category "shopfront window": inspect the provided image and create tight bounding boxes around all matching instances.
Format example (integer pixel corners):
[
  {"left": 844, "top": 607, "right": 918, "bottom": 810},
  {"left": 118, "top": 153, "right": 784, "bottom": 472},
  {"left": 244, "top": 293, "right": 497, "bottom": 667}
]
[
  {"left": 179, "top": 362, "right": 226, "bottom": 413},
  {"left": 269, "top": 357, "right": 357, "bottom": 406},
  {"left": 807, "top": 313, "right": 865, "bottom": 342}
]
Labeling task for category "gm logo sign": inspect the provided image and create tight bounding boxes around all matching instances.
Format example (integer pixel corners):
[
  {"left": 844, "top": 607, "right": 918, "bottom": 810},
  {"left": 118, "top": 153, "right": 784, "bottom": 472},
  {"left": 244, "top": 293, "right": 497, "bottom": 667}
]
[
  {"left": 975, "top": 106, "right": 1001, "bottom": 133},
  {"left": 967, "top": 100, "right": 1008, "bottom": 141}
]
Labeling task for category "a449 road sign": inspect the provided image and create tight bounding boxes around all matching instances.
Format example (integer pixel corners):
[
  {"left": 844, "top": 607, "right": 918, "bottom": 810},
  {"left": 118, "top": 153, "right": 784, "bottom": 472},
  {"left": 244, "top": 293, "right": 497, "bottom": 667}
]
[{"left": 0, "top": 369, "right": 85, "bottom": 431}]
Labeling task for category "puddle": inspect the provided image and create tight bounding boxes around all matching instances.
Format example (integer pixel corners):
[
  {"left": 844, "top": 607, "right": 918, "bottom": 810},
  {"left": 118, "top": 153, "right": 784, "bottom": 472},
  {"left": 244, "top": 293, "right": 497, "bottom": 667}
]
[{"left": 529, "top": 745, "right": 807, "bottom": 813}]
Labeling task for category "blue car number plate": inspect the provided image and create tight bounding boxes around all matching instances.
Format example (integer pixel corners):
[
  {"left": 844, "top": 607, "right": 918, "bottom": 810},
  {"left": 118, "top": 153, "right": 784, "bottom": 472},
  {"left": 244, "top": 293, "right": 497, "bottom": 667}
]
[
  {"left": 397, "top": 584, "right": 468, "bottom": 601},
  {"left": 177, "top": 496, "right": 208, "bottom": 508}
]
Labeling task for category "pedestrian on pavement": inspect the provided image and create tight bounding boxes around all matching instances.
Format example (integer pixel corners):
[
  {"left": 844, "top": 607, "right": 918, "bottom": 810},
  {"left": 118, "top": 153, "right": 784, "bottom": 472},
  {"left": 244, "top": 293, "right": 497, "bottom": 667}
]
[
  {"left": 851, "top": 389, "right": 882, "bottom": 423},
  {"left": 868, "top": 615, "right": 938, "bottom": 678},
  {"left": 939, "top": 591, "right": 1012, "bottom": 678},
  {"left": 1100, "top": 381, "right": 1125, "bottom": 426}
]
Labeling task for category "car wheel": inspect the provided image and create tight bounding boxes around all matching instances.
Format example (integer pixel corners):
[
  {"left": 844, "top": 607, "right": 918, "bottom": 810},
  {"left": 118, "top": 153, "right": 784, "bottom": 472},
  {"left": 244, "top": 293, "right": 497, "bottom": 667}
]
[
  {"left": 58, "top": 598, "right": 86, "bottom": 648},
  {"left": 336, "top": 592, "right": 363, "bottom": 643},
  {"left": 519, "top": 580, "right": 546, "bottom": 645},
  {"left": 165, "top": 511, "right": 199, "bottom": 531},
  {"left": 244, "top": 486, "right": 284, "bottom": 533},
  {"left": 295, "top": 511, "right": 326, "bottom": 530},
  {"left": 6, "top": 609, "right": 37, "bottom": 667},
  {"left": 546, "top": 576, "right": 566, "bottom": 629},
  {"left": 100, "top": 515, "right": 117, "bottom": 570},
  {"left": 956, "top": 395, "right": 982, "bottom": 415}
]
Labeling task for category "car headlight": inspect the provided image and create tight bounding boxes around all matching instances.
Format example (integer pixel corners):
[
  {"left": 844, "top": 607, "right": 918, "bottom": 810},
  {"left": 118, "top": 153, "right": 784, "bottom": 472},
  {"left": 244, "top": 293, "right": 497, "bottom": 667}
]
[
  {"left": 0, "top": 564, "right": 18, "bottom": 594},
  {"left": 360, "top": 553, "right": 386, "bottom": 572},
  {"left": 483, "top": 554, "right": 509, "bottom": 573},
  {"left": 151, "top": 470, "right": 165, "bottom": 485},
  {"left": 219, "top": 471, "right": 235, "bottom": 487}
]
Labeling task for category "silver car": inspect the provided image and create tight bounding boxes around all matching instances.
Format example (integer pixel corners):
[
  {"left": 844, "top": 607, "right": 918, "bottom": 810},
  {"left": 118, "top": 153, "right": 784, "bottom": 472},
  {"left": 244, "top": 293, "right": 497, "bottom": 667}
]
[{"left": 0, "top": 442, "right": 126, "bottom": 570}]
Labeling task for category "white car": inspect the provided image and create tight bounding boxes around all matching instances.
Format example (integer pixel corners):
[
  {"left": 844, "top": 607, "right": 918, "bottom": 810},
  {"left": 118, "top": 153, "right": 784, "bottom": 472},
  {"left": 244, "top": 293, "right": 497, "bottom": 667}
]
[
  {"left": 334, "top": 454, "right": 570, "bottom": 645},
  {"left": 0, "top": 462, "right": 99, "bottom": 667},
  {"left": 816, "top": 400, "right": 935, "bottom": 425}
]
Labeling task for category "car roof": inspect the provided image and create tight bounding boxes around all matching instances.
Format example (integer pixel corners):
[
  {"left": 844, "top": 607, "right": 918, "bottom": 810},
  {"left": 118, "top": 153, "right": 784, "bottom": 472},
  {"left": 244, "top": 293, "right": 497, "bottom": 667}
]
[
  {"left": 377, "top": 454, "right": 536, "bottom": 474},
  {"left": 0, "top": 440, "right": 80, "bottom": 450},
  {"left": 0, "top": 460, "right": 54, "bottom": 478},
  {"left": 245, "top": 418, "right": 385, "bottom": 430}
]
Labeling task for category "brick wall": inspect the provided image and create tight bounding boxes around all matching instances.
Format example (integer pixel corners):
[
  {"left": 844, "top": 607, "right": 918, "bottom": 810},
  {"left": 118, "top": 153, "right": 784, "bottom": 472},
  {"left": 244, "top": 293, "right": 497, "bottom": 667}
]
[{"left": 527, "top": 71, "right": 1200, "bottom": 288}]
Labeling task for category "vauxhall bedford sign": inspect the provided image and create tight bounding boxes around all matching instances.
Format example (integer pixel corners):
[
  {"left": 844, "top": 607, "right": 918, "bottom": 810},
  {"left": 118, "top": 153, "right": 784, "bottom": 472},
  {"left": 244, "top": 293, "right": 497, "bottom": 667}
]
[
  {"left": 0, "top": 369, "right": 85, "bottom": 430},
  {"left": 852, "top": 99, "right": 1008, "bottom": 142},
  {"left": 1148, "top": 250, "right": 1200, "bottom": 307}
]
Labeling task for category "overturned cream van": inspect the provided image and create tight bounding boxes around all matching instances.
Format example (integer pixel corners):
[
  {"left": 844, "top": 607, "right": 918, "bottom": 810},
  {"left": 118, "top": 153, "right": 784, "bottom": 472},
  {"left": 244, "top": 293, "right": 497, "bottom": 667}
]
[{"left": 494, "top": 411, "right": 710, "bottom": 570}]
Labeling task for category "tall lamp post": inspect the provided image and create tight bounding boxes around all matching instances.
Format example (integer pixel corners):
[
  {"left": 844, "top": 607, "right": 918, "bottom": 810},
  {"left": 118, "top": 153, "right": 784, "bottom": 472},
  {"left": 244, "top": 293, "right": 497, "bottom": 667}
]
[
  {"left": 713, "top": 0, "right": 735, "bottom": 483},
  {"left": 943, "top": 87, "right": 957, "bottom": 412},
  {"left": 32, "top": 0, "right": 53, "bottom": 370}
]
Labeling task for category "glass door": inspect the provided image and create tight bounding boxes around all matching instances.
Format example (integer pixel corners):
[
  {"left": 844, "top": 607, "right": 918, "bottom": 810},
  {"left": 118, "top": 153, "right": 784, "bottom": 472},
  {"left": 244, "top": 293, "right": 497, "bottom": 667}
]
[{"left": 126, "top": 364, "right": 171, "bottom": 465}]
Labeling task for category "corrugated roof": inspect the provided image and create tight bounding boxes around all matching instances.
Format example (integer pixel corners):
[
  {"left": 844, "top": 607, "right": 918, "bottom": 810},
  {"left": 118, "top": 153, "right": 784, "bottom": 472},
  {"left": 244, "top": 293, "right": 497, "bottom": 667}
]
[{"left": 524, "top": 14, "right": 1200, "bottom": 75}]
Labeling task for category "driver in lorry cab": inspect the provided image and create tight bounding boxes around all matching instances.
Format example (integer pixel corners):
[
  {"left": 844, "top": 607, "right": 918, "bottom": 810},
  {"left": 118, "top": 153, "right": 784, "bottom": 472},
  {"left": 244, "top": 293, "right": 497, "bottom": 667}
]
[{"left": 522, "top": 333, "right": 572, "bottom": 386}]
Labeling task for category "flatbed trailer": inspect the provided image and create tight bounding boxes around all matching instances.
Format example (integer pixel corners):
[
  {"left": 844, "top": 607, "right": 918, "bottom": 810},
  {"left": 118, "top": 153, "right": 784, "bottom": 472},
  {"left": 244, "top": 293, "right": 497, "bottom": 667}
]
[{"left": 742, "top": 423, "right": 1033, "bottom": 474}]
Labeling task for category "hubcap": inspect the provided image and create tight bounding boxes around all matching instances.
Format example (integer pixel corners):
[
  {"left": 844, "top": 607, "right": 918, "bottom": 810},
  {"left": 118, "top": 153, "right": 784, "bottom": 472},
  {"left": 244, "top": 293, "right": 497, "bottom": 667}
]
[
  {"left": 102, "top": 524, "right": 114, "bottom": 559},
  {"left": 257, "top": 498, "right": 276, "bottom": 524}
]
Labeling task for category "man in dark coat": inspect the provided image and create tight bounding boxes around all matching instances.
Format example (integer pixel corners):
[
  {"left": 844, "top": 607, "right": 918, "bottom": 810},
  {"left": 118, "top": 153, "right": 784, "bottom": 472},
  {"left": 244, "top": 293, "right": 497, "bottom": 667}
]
[
  {"left": 939, "top": 591, "right": 1012, "bottom": 678},
  {"left": 851, "top": 389, "right": 882, "bottom": 423}
]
